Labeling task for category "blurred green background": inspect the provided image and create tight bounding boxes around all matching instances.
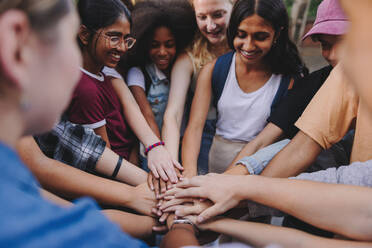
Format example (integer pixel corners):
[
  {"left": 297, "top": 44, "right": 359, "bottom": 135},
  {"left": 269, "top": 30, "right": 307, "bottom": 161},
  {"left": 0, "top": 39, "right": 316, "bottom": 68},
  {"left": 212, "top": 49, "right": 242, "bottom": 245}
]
[{"left": 284, "top": 0, "right": 322, "bottom": 19}]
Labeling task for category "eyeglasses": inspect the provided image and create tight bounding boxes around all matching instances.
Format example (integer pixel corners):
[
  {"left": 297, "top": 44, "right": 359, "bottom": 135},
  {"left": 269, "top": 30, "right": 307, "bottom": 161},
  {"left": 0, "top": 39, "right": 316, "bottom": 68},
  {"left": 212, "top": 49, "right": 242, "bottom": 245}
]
[{"left": 102, "top": 33, "right": 136, "bottom": 49}]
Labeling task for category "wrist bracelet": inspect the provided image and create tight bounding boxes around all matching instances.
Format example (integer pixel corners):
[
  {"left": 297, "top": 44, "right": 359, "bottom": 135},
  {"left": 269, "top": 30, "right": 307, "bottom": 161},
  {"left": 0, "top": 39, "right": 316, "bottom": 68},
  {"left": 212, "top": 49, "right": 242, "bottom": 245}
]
[
  {"left": 144, "top": 141, "right": 165, "bottom": 156},
  {"left": 111, "top": 156, "right": 123, "bottom": 178},
  {"left": 171, "top": 218, "right": 199, "bottom": 236}
]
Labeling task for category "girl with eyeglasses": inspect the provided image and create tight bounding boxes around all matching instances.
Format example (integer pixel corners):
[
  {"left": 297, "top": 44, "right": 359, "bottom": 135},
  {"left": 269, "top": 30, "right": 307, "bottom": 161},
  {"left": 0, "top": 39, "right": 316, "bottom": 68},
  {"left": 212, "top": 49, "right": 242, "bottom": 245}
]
[{"left": 67, "top": 0, "right": 182, "bottom": 185}]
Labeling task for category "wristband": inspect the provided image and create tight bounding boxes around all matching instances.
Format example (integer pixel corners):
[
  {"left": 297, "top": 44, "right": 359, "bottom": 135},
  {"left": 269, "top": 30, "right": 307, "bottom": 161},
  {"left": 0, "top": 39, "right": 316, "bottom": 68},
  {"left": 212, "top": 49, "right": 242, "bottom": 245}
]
[
  {"left": 144, "top": 141, "right": 165, "bottom": 156},
  {"left": 171, "top": 218, "right": 199, "bottom": 235},
  {"left": 111, "top": 156, "right": 123, "bottom": 178}
]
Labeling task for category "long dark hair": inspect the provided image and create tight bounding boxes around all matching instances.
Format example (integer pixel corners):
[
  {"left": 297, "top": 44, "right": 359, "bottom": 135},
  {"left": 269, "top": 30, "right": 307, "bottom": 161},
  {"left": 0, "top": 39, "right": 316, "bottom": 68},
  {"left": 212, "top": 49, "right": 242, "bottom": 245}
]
[
  {"left": 77, "top": 0, "right": 131, "bottom": 48},
  {"left": 227, "top": 0, "right": 308, "bottom": 77},
  {"left": 125, "top": 0, "right": 196, "bottom": 69}
]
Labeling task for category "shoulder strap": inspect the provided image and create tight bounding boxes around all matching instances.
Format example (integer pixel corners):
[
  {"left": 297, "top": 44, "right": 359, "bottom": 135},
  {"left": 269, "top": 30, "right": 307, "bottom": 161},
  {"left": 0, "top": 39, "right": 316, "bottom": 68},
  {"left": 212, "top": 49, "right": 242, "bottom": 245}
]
[
  {"left": 270, "top": 75, "right": 292, "bottom": 114},
  {"left": 141, "top": 65, "right": 152, "bottom": 96},
  {"left": 212, "top": 51, "right": 234, "bottom": 107}
]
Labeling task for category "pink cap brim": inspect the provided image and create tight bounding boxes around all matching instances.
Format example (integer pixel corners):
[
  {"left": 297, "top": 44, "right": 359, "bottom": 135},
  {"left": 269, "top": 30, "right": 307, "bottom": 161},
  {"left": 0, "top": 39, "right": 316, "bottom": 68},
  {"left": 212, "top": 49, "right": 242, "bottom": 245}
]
[{"left": 302, "top": 20, "right": 349, "bottom": 40}]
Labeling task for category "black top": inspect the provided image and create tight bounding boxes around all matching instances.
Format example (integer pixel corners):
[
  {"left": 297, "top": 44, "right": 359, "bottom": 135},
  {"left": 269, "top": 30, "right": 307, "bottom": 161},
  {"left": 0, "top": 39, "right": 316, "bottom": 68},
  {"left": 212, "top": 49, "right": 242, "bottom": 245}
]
[{"left": 268, "top": 65, "right": 333, "bottom": 139}]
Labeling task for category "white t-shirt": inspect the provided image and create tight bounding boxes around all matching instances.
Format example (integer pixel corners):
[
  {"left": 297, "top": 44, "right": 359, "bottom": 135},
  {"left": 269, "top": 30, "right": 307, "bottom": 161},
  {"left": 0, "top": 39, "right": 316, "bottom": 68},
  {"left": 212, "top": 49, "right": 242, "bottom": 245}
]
[
  {"left": 101, "top": 67, "right": 123, "bottom": 80},
  {"left": 126, "top": 66, "right": 167, "bottom": 90},
  {"left": 216, "top": 54, "right": 281, "bottom": 142}
]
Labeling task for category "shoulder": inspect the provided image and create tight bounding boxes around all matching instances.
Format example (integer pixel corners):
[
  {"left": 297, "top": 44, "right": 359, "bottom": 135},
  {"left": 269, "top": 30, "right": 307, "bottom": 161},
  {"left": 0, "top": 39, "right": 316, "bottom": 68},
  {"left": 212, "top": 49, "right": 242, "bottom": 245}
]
[
  {"left": 301, "top": 65, "right": 333, "bottom": 83},
  {"left": 174, "top": 52, "right": 193, "bottom": 68},
  {"left": 75, "top": 74, "right": 101, "bottom": 97},
  {"left": 127, "top": 66, "right": 144, "bottom": 75},
  {"left": 102, "top": 67, "right": 123, "bottom": 80},
  {"left": 127, "top": 66, "right": 146, "bottom": 89}
]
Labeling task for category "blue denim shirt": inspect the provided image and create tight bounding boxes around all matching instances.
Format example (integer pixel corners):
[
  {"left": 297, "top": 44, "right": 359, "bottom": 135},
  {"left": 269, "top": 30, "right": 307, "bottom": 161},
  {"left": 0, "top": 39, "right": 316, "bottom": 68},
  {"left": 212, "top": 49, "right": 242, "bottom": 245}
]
[
  {"left": 145, "top": 64, "right": 170, "bottom": 129},
  {"left": 0, "top": 142, "right": 147, "bottom": 248}
]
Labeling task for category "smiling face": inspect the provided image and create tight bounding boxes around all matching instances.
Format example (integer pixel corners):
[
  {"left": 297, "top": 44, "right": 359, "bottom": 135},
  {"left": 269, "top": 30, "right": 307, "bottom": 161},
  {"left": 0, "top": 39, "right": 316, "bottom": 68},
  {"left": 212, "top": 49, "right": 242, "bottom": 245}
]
[
  {"left": 149, "top": 26, "right": 176, "bottom": 72},
  {"left": 193, "top": 0, "right": 232, "bottom": 45},
  {"left": 233, "top": 14, "right": 276, "bottom": 66},
  {"left": 82, "top": 15, "right": 131, "bottom": 72}
]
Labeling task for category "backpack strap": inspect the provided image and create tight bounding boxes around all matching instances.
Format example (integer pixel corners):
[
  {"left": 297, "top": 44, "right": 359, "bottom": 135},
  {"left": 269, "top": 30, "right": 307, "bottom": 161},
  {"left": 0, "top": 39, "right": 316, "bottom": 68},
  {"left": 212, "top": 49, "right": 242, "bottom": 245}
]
[
  {"left": 140, "top": 65, "right": 152, "bottom": 96},
  {"left": 270, "top": 75, "right": 292, "bottom": 114},
  {"left": 211, "top": 51, "right": 234, "bottom": 108}
]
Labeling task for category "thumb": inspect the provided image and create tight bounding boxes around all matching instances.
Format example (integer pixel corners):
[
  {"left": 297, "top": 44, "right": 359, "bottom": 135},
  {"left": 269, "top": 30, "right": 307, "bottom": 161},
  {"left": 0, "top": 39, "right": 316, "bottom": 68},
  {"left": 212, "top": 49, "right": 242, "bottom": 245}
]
[{"left": 197, "top": 203, "right": 224, "bottom": 223}]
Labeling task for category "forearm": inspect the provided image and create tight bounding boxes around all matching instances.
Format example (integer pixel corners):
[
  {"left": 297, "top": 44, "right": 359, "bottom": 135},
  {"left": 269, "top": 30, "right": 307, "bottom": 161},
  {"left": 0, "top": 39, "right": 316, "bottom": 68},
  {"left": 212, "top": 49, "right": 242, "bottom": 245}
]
[
  {"left": 40, "top": 188, "right": 72, "bottom": 206},
  {"left": 162, "top": 113, "right": 182, "bottom": 161},
  {"left": 123, "top": 97, "right": 160, "bottom": 147},
  {"left": 112, "top": 79, "right": 160, "bottom": 147},
  {"left": 227, "top": 123, "right": 284, "bottom": 170},
  {"left": 204, "top": 218, "right": 372, "bottom": 248},
  {"left": 26, "top": 152, "right": 138, "bottom": 208},
  {"left": 261, "top": 131, "right": 321, "bottom": 178},
  {"left": 181, "top": 126, "right": 204, "bottom": 177},
  {"left": 161, "top": 224, "right": 199, "bottom": 248},
  {"left": 103, "top": 209, "right": 156, "bottom": 239},
  {"left": 240, "top": 175, "right": 372, "bottom": 240},
  {"left": 95, "top": 147, "right": 147, "bottom": 186}
]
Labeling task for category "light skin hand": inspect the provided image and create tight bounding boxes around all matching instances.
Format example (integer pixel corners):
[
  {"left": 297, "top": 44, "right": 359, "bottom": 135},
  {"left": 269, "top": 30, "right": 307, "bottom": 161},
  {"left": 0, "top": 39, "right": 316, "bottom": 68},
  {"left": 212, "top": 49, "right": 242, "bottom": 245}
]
[
  {"left": 147, "top": 145, "right": 183, "bottom": 183},
  {"left": 165, "top": 174, "right": 246, "bottom": 222},
  {"left": 128, "top": 182, "right": 157, "bottom": 216}
]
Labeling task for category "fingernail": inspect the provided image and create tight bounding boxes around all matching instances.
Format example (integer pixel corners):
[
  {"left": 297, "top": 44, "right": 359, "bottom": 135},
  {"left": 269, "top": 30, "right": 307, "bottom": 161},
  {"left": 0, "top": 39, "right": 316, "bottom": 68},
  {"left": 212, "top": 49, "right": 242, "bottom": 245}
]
[{"left": 197, "top": 216, "right": 204, "bottom": 223}]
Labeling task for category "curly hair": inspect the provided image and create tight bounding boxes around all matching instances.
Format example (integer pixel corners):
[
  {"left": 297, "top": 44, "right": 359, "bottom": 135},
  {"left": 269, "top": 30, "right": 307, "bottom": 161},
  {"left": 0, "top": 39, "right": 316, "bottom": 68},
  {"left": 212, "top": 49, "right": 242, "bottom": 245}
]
[
  {"left": 125, "top": 0, "right": 196, "bottom": 69},
  {"left": 227, "top": 0, "right": 308, "bottom": 77}
]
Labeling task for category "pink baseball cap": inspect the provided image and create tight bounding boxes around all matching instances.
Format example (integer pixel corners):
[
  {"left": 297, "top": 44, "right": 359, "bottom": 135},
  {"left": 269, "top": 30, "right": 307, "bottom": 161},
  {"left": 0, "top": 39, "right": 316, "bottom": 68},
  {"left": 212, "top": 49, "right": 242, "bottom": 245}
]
[{"left": 302, "top": 0, "right": 349, "bottom": 40}]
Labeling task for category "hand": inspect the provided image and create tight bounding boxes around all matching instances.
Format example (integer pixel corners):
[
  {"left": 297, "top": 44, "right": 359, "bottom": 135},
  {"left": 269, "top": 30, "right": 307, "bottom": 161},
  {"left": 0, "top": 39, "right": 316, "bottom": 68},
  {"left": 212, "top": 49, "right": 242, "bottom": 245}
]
[
  {"left": 148, "top": 167, "right": 183, "bottom": 198},
  {"left": 165, "top": 173, "right": 246, "bottom": 222},
  {"left": 160, "top": 196, "right": 213, "bottom": 218},
  {"left": 147, "top": 145, "right": 183, "bottom": 183},
  {"left": 128, "top": 182, "right": 157, "bottom": 216}
]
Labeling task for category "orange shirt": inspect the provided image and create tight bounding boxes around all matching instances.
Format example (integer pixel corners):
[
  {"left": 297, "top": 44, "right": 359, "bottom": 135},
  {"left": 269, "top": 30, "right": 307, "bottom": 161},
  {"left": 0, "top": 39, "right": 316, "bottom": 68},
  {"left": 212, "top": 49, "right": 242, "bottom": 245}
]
[{"left": 295, "top": 65, "right": 372, "bottom": 163}]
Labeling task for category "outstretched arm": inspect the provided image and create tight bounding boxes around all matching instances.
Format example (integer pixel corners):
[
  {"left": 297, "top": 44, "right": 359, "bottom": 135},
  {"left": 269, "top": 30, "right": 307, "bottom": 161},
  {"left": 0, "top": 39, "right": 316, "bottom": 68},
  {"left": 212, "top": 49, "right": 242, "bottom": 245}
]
[
  {"left": 261, "top": 130, "right": 322, "bottom": 177},
  {"left": 171, "top": 173, "right": 372, "bottom": 241},
  {"left": 18, "top": 136, "right": 155, "bottom": 216},
  {"left": 224, "top": 123, "right": 284, "bottom": 175},
  {"left": 162, "top": 53, "right": 194, "bottom": 161},
  {"left": 196, "top": 217, "right": 372, "bottom": 248},
  {"left": 160, "top": 223, "right": 199, "bottom": 248},
  {"left": 112, "top": 78, "right": 182, "bottom": 183},
  {"left": 181, "top": 60, "right": 215, "bottom": 178}
]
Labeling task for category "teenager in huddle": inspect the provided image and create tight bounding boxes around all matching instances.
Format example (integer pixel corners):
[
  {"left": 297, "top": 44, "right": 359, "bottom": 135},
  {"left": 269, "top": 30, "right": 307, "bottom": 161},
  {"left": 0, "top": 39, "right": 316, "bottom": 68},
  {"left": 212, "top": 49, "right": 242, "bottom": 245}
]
[
  {"left": 67, "top": 0, "right": 182, "bottom": 185},
  {"left": 182, "top": 0, "right": 307, "bottom": 175},
  {"left": 162, "top": 0, "right": 234, "bottom": 176},
  {"left": 126, "top": 0, "right": 195, "bottom": 194},
  {"left": 0, "top": 0, "right": 149, "bottom": 246}
]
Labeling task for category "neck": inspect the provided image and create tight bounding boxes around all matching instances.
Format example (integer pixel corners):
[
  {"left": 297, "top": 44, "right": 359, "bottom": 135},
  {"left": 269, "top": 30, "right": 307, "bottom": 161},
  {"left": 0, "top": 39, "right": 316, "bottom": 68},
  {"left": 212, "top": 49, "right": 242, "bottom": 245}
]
[
  {"left": 0, "top": 100, "right": 25, "bottom": 148},
  {"left": 237, "top": 56, "right": 271, "bottom": 74},
  {"left": 82, "top": 49, "right": 103, "bottom": 75},
  {"left": 209, "top": 41, "right": 229, "bottom": 57}
]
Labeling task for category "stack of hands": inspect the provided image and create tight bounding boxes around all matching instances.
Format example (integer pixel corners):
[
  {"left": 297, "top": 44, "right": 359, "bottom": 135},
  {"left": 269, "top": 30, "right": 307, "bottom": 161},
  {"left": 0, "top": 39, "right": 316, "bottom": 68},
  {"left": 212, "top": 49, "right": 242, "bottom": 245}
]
[{"left": 143, "top": 149, "right": 247, "bottom": 234}]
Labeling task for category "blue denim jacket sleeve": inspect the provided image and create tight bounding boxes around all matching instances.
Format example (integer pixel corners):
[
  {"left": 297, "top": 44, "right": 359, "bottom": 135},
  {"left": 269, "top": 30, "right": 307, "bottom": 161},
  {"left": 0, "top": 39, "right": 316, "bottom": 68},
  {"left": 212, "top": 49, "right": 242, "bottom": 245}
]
[{"left": 236, "top": 139, "right": 290, "bottom": 175}]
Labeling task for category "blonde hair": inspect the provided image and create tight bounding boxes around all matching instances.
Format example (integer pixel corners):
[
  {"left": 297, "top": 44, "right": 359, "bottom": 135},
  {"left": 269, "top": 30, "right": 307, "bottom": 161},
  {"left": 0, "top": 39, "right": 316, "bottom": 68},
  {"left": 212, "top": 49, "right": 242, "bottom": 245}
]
[
  {"left": 0, "top": 0, "right": 71, "bottom": 36},
  {"left": 187, "top": 0, "right": 233, "bottom": 71}
]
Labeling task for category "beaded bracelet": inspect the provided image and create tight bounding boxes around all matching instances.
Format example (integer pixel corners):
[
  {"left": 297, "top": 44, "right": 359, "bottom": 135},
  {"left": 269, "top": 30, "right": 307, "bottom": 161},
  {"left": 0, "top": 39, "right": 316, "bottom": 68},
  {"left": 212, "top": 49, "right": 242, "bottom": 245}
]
[{"left": 145, "top": 141, "right": 165, "bottom": 156}]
